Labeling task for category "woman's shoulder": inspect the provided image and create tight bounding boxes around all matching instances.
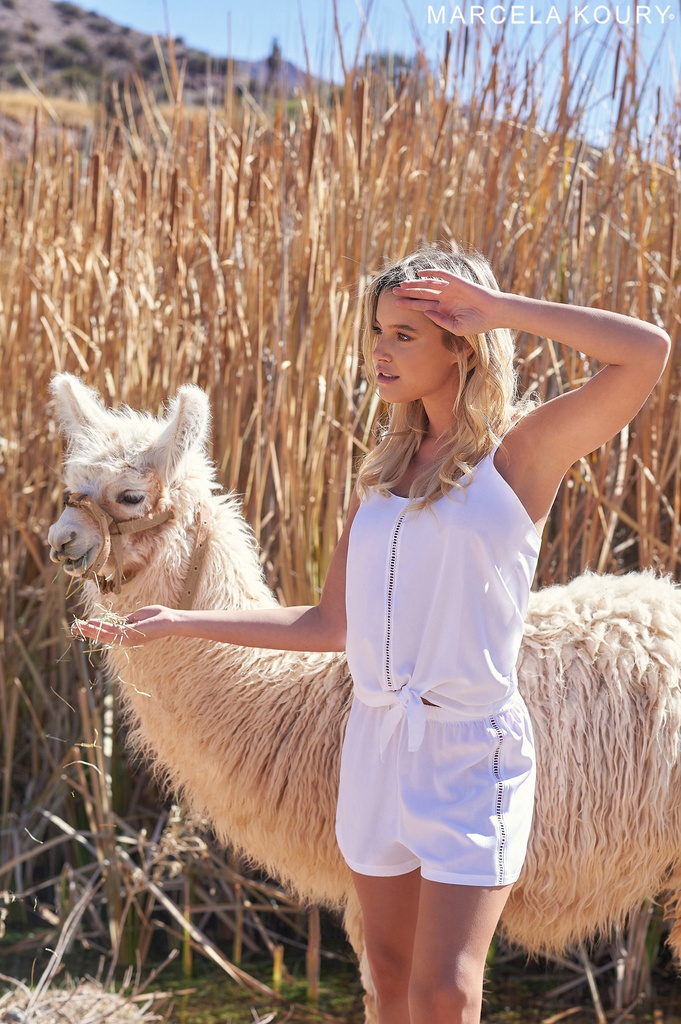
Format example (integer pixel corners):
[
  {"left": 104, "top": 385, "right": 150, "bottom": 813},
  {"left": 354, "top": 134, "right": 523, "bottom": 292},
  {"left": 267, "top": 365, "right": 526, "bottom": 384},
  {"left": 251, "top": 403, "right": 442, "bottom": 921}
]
[
  {"left": 496, "top": 402, "right": 543, "bottom": 463},
  {"left": 493, "top": 407, "right": 556, "bottom": 533}
]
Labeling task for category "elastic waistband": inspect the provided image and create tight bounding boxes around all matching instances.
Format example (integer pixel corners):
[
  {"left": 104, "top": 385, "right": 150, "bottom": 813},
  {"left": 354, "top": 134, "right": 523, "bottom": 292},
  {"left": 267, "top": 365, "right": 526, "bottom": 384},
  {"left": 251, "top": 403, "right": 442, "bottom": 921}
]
[
  {"left": 353, "top": 686, "right": 524, "bottom": 762},
  {"left": 354, "top": 686, "right": 523, "bottom": 724}
]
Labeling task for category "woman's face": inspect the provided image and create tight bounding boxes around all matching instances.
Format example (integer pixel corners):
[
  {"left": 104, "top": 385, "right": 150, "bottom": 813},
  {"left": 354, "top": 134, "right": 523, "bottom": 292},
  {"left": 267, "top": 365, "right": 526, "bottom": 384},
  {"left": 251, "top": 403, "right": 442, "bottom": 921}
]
[{"left": 372, "top": 290, "right": 468, "bottom": 410}]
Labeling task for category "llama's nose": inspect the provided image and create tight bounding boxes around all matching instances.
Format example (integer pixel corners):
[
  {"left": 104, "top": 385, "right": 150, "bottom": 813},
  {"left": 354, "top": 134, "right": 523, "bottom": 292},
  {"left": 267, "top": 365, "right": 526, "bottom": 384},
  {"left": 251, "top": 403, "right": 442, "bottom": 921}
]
[{"left": 49, "top": 529, "right": 78, "bottom": 560}]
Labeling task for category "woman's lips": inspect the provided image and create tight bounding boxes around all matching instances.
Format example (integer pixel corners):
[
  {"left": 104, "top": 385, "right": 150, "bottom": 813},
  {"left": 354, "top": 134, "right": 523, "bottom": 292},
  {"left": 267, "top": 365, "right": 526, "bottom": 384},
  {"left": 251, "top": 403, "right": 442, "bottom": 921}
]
[{"left": 377, "top": 372, "right": 399, "bottom": 382}]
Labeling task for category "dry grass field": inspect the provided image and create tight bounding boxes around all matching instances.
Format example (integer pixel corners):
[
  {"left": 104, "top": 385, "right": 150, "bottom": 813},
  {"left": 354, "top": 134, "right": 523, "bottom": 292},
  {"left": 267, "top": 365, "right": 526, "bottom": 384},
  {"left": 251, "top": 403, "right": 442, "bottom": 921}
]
[{"left": 0, "top": 21, "right": 680, "bottom": 1018}]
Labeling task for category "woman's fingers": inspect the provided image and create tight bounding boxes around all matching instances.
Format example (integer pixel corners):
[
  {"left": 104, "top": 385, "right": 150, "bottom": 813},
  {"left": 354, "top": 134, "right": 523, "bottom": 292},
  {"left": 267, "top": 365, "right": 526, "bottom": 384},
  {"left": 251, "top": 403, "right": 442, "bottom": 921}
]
[
  {"left": 394, "top": 275, "right": 495, "bottom": 336},
  {"left": 392, "top": 295, "right": 472, "bottom": 333},
  {"left": 393, "top": 284, "right": 445, "bottom": 300},
  {"left": 423, "top": 308, "right": 461, "bottom": 331},
  {"left": 394, "top": 270, "right": 460, "bottom": 291},
  {"left": 393, "top": 296, "right": 443, "bottom": 312},
  {"left": 71, "top": 618, "right": 107, "bottom": 639},
  {"left": 416, "top": 268, "right": 459, "bottom": 281},
  {"left": 72, "top": 619, "right": 118, "bottom": 639}
]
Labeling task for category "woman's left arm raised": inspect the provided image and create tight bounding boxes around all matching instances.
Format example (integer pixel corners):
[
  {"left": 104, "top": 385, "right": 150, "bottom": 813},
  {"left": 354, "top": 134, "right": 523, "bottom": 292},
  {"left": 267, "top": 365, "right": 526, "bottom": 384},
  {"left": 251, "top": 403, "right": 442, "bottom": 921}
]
[
  {"left": 394, "top": 272, "right": 671, "bottom": 522},
  {"left": 484, "top": 288, "right": 670, "bottom": 464}
]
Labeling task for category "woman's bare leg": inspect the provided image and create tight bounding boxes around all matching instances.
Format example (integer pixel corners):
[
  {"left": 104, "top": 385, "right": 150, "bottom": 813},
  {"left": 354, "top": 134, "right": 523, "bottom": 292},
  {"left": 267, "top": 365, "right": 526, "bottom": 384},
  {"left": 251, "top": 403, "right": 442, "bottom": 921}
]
[
  {"left": 409, "top": 881, "right": 513, "bottom": 1024},
  {"left": 351, "top": 869, "right": 421, "bottom": 1024}
]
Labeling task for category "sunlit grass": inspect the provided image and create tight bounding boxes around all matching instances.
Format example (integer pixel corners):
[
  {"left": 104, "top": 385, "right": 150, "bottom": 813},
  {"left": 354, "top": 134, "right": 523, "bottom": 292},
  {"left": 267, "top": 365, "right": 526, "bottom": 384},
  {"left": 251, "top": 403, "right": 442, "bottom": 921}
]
[{"left": 0, "top": 88, "right": 97, "bottom": 125}]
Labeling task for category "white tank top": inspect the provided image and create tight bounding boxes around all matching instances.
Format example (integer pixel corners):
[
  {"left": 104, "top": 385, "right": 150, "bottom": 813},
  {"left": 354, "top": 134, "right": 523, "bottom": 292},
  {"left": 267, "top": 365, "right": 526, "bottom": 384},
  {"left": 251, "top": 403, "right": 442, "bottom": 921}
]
[{"left": 345, "top": 448, "right": 542, "bottom": 753}]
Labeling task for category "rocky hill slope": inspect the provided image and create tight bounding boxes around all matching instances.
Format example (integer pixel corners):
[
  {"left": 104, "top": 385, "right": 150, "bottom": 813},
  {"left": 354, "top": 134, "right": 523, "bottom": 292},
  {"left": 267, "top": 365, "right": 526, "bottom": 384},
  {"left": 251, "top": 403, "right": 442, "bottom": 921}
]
[{"left": 0, "top": 0, "right": 307, "bottom": 100}]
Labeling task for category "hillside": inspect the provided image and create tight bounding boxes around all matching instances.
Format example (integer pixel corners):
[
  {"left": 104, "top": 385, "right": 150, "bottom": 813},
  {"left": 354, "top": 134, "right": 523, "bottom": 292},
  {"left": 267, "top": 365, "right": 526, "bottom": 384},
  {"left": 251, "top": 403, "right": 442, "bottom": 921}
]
[{"left": 0, "top": 0, "right": 309, "bottom": 101}]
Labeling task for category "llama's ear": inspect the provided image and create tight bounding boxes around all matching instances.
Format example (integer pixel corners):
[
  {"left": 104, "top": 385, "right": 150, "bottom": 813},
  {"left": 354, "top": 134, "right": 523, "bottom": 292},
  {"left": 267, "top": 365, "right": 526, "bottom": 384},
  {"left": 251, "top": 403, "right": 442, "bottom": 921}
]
[
  {"left": 50, "top": 373, "right": 107, "bottom": 439},
  {"left": 147, "top": 385, "right": 210, "bottom": 483}
]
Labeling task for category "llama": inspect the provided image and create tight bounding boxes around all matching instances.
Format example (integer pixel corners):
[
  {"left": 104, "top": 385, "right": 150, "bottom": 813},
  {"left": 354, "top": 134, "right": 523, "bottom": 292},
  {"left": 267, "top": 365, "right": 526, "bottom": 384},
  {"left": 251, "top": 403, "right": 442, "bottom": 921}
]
[{"left": 47, "top": 373, "right": 681, "bottom": 1020}]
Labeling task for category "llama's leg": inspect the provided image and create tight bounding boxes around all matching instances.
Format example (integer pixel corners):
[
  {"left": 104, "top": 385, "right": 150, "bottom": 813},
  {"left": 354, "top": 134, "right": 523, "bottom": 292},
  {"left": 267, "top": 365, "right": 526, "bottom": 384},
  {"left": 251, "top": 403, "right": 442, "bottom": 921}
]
[
  {"left": 664, "top": 870, "right": 681, "bottom": 966},
  {"left": 344, "top": 888, "right": 378, "bottom": 1024}
]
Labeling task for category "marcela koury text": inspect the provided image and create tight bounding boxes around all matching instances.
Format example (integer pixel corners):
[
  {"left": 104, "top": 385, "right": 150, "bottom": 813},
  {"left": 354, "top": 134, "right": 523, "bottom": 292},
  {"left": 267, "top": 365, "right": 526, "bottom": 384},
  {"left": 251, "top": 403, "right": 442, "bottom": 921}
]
[{"left": 427, "top": 5, "right": 673, "bottom": 24}]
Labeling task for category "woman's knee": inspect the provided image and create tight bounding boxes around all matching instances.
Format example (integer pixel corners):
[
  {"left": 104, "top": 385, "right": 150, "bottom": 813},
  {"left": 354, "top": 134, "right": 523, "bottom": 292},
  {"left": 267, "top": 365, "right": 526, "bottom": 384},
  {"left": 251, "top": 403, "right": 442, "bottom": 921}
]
[
  {"left": 365, "top": 939, "right": 412, "bottom": 1000},
  {"left": 409, "top": 958, "right": 484, "bottom": 1022}
]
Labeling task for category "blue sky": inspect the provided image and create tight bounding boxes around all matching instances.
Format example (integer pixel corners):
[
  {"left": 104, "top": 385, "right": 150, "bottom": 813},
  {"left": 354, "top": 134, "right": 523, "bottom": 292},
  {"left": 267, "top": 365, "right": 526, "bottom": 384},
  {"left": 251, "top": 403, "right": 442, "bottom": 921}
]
[{"left": 63, "top": 1, "right": 680, "bottom": 141}]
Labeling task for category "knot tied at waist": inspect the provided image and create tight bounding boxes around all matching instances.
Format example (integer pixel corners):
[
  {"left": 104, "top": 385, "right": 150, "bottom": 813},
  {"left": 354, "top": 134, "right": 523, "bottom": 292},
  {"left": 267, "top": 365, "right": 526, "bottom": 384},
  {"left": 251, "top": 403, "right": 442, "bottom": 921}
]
[{"left": 357, "top": 686, "right": 435, "bottom": 760}]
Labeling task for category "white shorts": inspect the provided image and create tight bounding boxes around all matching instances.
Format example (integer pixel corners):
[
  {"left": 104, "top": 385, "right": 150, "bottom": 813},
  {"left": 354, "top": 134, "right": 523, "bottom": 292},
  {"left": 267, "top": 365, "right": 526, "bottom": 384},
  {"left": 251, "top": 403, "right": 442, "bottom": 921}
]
[{"left": 335, "top": 692, "right": 536, "bottom": 886}]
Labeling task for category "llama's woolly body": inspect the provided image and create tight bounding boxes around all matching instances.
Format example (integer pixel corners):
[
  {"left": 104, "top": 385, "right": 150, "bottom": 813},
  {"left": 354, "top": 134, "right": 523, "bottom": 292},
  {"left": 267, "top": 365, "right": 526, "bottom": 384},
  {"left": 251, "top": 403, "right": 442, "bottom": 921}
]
[
  {"left": 48, "top": 375, "right": 681, "bottom": 1022},
  {"left": 508, "top": 571, "right": 681, "bottom": 954}
]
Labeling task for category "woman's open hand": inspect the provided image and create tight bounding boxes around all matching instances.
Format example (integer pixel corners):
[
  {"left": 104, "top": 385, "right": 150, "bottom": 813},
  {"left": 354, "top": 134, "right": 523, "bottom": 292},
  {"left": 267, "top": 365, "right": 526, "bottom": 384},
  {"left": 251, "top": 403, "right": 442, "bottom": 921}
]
[
  {"left": 71, "top": 605, "right": 177, "bottom": 647},
  {"left": 392, "top": 270, "right": 500, "bottom": 337}
]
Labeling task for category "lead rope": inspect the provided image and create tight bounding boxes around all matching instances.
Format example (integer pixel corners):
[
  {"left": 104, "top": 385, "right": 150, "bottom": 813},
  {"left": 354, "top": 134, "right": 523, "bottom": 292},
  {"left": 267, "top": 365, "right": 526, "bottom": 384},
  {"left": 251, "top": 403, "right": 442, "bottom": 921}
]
[{"left": 177, "top": 505, "right": 211, "bottom": 610}]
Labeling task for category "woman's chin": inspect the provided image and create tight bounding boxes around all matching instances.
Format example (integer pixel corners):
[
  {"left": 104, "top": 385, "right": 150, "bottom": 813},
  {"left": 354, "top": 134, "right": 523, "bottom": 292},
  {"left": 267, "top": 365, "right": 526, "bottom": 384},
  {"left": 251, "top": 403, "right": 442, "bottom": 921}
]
[{"left": 376, "top": 382, "right": 405, "bottom": 402}]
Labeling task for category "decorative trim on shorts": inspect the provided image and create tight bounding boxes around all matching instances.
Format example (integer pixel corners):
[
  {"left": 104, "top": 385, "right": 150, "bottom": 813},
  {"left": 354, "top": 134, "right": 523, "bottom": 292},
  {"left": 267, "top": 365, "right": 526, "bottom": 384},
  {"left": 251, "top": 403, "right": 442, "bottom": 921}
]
[{"left": 489, "top": 714, "right": 507, "bottom": 886}]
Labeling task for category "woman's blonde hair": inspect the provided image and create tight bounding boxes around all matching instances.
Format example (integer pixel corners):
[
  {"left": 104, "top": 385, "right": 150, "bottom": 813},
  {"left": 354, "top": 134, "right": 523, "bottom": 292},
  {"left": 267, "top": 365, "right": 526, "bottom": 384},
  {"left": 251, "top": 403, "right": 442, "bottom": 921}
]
[{"left": 357, "top": 242, "right": 532, "bottom": 508}]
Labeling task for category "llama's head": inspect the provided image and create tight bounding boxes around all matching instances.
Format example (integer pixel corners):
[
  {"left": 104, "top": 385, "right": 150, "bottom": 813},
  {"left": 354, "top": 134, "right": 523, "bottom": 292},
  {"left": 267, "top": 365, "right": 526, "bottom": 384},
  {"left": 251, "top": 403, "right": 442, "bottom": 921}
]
[{"left": 47, "top": 374, "right": 212, "bottom": 591}]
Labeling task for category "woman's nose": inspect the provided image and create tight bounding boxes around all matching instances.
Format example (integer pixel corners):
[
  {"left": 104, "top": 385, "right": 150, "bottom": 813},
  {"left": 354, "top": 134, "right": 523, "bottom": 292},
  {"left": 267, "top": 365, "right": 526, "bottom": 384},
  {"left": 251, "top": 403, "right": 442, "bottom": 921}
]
[{"left": 373, "top": 336, "right": 391, "bottom": 361}]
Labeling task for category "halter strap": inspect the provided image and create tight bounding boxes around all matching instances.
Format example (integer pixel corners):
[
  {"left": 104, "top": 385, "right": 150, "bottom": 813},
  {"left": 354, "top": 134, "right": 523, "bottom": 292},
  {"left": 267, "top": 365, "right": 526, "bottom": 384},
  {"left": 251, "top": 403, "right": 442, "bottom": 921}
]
[{"left": 177, "top": 506, "right": 212, "bottom": 610}]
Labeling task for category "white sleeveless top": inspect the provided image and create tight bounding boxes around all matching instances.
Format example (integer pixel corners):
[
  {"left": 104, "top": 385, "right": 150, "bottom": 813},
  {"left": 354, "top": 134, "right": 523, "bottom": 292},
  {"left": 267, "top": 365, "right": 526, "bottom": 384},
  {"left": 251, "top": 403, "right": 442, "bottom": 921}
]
[{"left": 345, "top": 448, "right": 542, "bottom": 753}]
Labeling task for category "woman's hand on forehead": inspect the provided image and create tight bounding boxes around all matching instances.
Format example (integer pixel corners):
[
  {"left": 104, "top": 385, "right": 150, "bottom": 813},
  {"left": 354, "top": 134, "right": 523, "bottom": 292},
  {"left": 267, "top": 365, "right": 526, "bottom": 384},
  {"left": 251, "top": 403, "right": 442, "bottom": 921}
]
[{"left": 392, "top": 270, "right": 499, "bottom": 338}]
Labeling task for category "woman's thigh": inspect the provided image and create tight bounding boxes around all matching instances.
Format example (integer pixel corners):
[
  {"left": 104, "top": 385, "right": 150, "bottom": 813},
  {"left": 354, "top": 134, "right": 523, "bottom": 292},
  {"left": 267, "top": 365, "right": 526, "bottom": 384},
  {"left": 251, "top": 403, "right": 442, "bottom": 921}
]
[
  {"left": 411, "top": 880, "right": 512, "bottom": 990},
  {"left": 351, "top": 872, "right": 511, "bottom": 966},
  {"left": 351, "top": 868, "right": 422, "bottom": 970}
]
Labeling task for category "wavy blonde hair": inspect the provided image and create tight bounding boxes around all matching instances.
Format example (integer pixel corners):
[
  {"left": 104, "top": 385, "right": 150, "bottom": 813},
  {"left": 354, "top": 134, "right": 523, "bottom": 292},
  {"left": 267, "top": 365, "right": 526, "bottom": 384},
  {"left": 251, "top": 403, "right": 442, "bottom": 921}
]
[{"left": 357, "top": 243, "right": 533, "bottom": 508}]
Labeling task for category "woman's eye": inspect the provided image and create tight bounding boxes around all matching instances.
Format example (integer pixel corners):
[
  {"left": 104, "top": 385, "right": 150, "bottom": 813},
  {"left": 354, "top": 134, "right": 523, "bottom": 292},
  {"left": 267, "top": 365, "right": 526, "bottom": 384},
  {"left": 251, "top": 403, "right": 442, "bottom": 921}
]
[
  {"left": 397, "top": 333, "right": 412, "bottom": 342},
  {"left": 371, "top": 325, "right": 382, "bottom": 335},
  {"left": 119, "top": 493, "right": 145, "bottom": 505}
]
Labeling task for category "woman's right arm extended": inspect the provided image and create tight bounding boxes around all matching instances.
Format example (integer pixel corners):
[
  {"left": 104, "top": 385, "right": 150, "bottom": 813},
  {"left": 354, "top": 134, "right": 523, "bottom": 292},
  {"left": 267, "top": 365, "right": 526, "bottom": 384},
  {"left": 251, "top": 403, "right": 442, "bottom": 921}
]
[{"left": 72, "top": 490, "right": 362, "bottom": 653}]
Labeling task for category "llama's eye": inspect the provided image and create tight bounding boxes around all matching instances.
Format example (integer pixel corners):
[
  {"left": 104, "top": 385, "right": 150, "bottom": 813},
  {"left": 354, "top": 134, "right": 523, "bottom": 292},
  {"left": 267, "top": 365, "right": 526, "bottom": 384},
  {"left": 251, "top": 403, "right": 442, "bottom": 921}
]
[{"left": 118, "top": 493, "right": 145, "bottom": 505}]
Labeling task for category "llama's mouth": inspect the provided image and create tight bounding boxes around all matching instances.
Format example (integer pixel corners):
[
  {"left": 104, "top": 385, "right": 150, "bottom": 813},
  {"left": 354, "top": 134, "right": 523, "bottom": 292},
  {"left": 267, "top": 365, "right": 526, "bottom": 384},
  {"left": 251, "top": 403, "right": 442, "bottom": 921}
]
[
  {"left": 65, "top": 555, "right": 88, "bottom": 574},
  {"left": 54, "top": 547, "right": 99, "bottom": 576}
]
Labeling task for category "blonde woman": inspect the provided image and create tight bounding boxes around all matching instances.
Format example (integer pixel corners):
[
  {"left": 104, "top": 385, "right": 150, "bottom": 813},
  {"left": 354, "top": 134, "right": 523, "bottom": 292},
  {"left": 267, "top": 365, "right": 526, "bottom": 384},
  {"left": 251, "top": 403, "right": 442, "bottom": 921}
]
[{"left": 74, "top": 244, "right": 670, "bottom": 1024}]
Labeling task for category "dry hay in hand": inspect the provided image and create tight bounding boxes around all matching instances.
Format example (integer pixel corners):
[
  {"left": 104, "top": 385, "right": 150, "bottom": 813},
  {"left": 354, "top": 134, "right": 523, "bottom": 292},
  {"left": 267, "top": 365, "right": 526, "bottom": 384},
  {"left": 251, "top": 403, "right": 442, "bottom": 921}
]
[
  {"left": 71, "top": 610, "right": 143, "bottom": 650},
  {"left": 0, "top": 977, "right": 164, "bottom": 1024}
]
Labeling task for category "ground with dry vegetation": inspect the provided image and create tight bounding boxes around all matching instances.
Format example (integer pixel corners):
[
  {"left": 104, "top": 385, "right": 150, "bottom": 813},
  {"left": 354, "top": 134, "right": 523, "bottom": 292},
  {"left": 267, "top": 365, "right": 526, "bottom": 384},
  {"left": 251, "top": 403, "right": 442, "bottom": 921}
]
[{"left": 0, "top": 19, "right": 680, "bottom": 1022}]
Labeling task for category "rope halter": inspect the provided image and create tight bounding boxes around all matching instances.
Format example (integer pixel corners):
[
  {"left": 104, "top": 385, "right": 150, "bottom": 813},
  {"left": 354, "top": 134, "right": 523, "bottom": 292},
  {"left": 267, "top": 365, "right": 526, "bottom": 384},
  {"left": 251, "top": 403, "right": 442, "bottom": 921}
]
[
  {"left": 62, "top": 492, "right": 211, "bottom": 607},
  {"left": 63, "top": 491, "right": 174, "bottom": 595}
]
